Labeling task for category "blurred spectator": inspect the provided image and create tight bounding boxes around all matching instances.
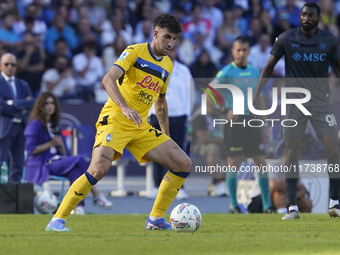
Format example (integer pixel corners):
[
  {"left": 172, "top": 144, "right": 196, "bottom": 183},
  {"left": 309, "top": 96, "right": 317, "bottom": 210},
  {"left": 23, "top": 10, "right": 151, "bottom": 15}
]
[
  {"left": 272, "top": 9, "right": 292, "bottom": 42},
  {"left": 44, "top": 13, "right": 78, "bottom": 55},
  {"left": 100, "top": 8, "right": 134, "bottom": 47},
  {"left": 246, "top": 17, "right": 262, "bottom": 46},
  {"left": 0, "top": 13, "right": 21, "bottom": 48},
  {"left": 217, "top": 10, "right": 241, "bottom": 54},
  {"left": 133, "top": 19, "right": 153, "bottom": 44},
  {"left": 58, "top": 0, "right": 83, "bottom": 28},
  {"left": 0, "top": 53, "right": 34, "bottom": 183},
  {"left": 201, "top": 0, "right": 223, "bottom": 36},
  {"left": 113, "top": 0, "right": 133, "bottom": 29},
  {"left": 176, "top": 34, "right": 195, "bottom": 66},
  {"left": 171, "top": 0, "right": 194, "bottom": 15},
  {"left": 259, "top": 10, "right": 273, "bottom": 36},
  {"left": 13, "top": 4, "right": 47, "bottom": 38},
  {"left": 0, "top": 1, "right": 10, "bottom": 18},
  {"left": 321, "top": 0, "right": 336, "bottom": 29},
  {"left": 17, "top": 33, "right": 46, "bottom": 95},
  {"left": 72, "top": 40, "right": 104, "bottom": 102},
  {"left": 85, "top": 0, "right": 107, "bottom": 33},
  {"left": 234, "top": 5, "right": 248, "bottom": 35},
  {"left": 6, "top": 0, "right": 20, "bottom": 19},
  {"left": 133, "top": 5, "right": 160, "bottom": 38},
  {"left": 172, "top": 4, "right": 187, "bottom": 23},
  {"left": 191, "top": 94, "right": 227, "bottom": 196},
  {"left": 190, "top": 50, "right": 218, "bottom": 78},
  {"left": 40, "top": 55, "right": 76, "bottom": 99},
  {"left": 103, "top": 34, "right": 127, "bottom": 73},
  {"left": 277, "top": 0, "right": 300, "bottom": 28},
  {"left": 248, "top": 33, "right": 285, "bottom": 77},
  {"left": 75, "top": 17, "right": 101, "bottom": 54},
  {"left": 45, "top": 38, "right": 71, "bottom": 69},
  {"left": 245, "top": 0, "right": 263, "bottom": 21},
  {"left": 32, "top": 0, "right": 54, "bottom": 27},
  {"left": 183, "top": 4, "right": 214, "bottom": 52}
]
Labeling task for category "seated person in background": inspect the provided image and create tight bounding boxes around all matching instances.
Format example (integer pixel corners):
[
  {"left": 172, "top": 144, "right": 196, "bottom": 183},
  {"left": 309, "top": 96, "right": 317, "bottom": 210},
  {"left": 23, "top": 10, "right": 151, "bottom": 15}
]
[
  {"left": 24, "top": 92, "right": 113, "bottom": 214},
  {"left": 247, "top": 156, "right": 312, "bottom": 213},
  {"left": 269, "top": 155, "right": 312, "bottom": 214},
  {"left": 191, "top": 94, "right": 228, "bottom": 196},
  {"left": 40, "top": 55, "right": 77, "bottom": 100}
]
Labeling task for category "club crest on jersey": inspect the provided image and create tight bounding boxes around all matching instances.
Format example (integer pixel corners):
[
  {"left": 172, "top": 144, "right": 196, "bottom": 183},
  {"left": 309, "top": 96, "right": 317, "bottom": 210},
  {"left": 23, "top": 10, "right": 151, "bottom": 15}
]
[
  {"left": 106, "top": 134, "right": 112, "bottom": 142},
  {"left": 118, "top": 51, "right": 129, "bottom": 60},
  {"left": 136, "top": 76, "right": 161, "bottom": 93},
  {"left": 319, "top": 42, "right": 327, "bottom": 50}
]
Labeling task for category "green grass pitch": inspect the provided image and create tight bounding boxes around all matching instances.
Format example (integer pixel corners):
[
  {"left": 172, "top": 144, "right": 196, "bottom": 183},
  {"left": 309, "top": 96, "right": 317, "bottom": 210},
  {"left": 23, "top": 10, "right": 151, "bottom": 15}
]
[{"left": 0, "top": 214, "right": 338, "bottom": 255}]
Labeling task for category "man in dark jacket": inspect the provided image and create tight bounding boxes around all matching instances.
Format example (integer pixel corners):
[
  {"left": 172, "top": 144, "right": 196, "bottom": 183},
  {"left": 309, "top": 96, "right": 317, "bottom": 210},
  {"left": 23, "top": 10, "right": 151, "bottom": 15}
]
[{"left": 0, "top": 53, "right": 34, "bottom": 183}]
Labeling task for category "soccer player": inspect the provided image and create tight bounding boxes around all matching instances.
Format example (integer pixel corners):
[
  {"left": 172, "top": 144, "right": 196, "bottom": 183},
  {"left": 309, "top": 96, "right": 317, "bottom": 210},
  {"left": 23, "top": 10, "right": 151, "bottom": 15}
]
[
  {"left": 253, "top": 2, "right": 340, "bottom": 219},
  {"left": 210, "top": 36, "right": 275, "bottom": 213},
  {"left": 46, "top": 13, "right": 190, "bottom": 231}
]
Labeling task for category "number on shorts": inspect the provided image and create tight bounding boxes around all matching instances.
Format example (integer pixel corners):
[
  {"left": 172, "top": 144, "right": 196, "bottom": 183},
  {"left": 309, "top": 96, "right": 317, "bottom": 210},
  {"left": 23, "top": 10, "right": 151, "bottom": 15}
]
[
  {"left": 99, "top": 115, "right": 109, "bottom": 126},
  {"left": 325, "top": 114, "right": 338, "bottom": 127}
]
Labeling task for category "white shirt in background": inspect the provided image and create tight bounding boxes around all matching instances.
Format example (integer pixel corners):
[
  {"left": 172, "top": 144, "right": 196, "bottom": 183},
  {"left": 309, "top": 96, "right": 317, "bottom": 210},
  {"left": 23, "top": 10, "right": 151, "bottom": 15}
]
[
  {"left": 72, "top": 53, "right": 104, "bottom": 87},
  {"left": 149, "top": 60, "right": 195, "bottom": 119},
  {"left": 40, "top": 69, "right": 76, "bottom": 97}
]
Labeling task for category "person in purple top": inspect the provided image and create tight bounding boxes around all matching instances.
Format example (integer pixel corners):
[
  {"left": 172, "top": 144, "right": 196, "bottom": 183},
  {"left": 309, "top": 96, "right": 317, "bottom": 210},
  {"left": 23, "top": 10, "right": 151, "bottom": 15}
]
[{"left": 24, "top": 92, "right": 113, "bottom": 214}]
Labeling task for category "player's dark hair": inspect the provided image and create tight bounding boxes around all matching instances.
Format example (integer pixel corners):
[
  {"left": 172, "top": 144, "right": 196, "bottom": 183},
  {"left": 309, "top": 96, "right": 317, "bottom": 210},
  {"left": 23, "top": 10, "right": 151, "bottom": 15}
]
[
  {"left": 154, "top": 13, "right": 182, "bottom": 35},
  {"left": 232, "top": 36, "right": 250, "bottom": 47},
  {"left": 30, "top": 92, "right": 61, "bottom": 130},
  {"left": 301, "top": 2, "right": 321, "bottom": 16}
]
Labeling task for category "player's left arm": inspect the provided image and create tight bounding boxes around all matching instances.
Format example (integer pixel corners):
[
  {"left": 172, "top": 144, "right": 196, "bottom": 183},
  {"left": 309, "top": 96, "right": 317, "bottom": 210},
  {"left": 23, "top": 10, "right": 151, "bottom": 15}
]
[{"left": 154, "top": 94, "right": 170, "bottom": 137}]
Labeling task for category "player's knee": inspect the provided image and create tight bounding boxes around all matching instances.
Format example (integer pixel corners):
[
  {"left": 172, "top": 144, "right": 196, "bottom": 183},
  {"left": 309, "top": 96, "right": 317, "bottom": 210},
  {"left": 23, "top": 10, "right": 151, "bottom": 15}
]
[{"left": 89, "top": 160, "right": 111, "bottom": 180}]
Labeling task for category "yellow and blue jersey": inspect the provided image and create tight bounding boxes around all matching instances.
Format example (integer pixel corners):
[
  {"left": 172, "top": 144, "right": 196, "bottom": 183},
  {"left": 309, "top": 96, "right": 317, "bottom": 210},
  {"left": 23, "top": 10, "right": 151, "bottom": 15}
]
[
  {"left": 108, "top": 43, "right": 173, "bottom": 121},
  {"left": 216, "top": 62, "right": 260, "bottom": 115}
]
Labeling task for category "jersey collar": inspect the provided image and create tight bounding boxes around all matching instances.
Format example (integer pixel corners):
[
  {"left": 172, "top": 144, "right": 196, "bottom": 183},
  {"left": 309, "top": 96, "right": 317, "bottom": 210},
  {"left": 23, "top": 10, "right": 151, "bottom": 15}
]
[
  {"left": 298, "top": 26, "right": 319, "bottom": 37},
  {"left": 231, "top": 61, "right": 248, "bottom": 69},
  {"left": 148, "top": 43, "right": 163, "bottom": 62}
]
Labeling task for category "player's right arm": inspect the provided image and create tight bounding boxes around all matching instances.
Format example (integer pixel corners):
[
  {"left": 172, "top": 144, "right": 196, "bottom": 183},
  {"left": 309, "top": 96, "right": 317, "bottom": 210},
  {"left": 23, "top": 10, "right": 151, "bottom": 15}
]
[
  {"left": 102, "top": 65, "right": 143, "bottom": 127},
  {"left": 102, "top": 46, "right": 143, "bottom": 127}
]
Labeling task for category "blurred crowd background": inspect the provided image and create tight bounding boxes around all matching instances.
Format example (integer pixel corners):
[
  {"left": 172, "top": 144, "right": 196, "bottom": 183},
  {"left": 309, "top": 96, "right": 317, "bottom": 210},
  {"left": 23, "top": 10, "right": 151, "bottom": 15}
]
[{"left": 1, "top": 0, "right": 339, "bottom": 104}]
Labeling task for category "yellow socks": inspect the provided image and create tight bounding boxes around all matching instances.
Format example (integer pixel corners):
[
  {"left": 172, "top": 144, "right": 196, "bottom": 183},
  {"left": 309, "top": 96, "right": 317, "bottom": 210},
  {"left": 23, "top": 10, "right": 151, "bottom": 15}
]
[
  {"left": 54, "top": 174, "right": 93, "bottom": 219},
  {"left": 150, "top": 170, "right": 187, "bottom": 217}
]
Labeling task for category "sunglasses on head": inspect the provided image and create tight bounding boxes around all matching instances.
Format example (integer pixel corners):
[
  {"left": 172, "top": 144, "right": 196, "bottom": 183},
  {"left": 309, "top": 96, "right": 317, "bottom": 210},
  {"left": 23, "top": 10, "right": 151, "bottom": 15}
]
[{"left": 4, "top": 63, "right": 16, "bottom": 67}]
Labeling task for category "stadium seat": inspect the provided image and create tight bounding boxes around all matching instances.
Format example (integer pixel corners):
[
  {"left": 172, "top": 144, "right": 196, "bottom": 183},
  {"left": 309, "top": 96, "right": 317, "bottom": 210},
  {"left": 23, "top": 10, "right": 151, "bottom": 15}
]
[
  {"left": 48, "top": 175, "right": 69, "bottom": 203},
  {"left": 71, "top": 125, "right": 95, "bottom": 160}
]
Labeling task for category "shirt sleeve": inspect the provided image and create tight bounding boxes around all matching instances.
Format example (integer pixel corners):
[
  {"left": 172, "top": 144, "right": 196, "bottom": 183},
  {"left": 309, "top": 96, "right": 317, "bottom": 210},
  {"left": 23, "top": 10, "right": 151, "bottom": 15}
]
[
  {"left": 270, "top": 33, "right": 285, "bottom": 59},
  {"left": 215, "top": 68, "right": 227, "bottom": 79},
  {"left": 114, "top": 46, "right": 138, "bottom": 73}
]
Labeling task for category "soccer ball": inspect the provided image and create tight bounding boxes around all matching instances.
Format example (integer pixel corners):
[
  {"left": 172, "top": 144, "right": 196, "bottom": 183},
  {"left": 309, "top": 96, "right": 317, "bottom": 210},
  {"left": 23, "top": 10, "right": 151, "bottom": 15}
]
[
  {"left": 35, "top": 192, "right": 58, "bottom": 214},
  {"left": 170, "top": 203, "right": 202, "bottom": 232}
]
